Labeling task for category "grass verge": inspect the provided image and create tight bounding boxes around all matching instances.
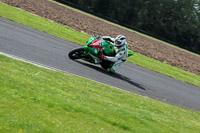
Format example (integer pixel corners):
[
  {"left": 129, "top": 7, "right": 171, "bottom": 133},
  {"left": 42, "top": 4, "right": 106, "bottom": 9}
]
[
  {"left": 0, "top": 2, "right": 199, "bottom": 87},
  {"left": 0, "top": 54, "right": 200, "bottom": 132}
]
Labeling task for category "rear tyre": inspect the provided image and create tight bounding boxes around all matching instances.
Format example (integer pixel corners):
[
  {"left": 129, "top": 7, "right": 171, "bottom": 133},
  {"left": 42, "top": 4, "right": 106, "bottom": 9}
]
[
  {"left": 101, "top": 61, "right": 114, "bottom": 69},
  {"left": 68, "top": 48, "right": 85, "bottom": 60}
]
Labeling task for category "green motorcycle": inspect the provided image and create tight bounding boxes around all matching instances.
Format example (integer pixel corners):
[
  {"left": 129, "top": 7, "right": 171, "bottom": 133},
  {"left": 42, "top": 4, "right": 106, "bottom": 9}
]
[{"left": 68, "top": 36, "right": 134, "bottom": 70}]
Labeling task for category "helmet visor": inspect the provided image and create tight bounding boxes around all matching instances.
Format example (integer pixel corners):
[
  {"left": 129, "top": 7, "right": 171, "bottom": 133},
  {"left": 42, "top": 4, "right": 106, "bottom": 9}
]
[{"left": 115, "top": 40, "right": 121, "bottom": 45}]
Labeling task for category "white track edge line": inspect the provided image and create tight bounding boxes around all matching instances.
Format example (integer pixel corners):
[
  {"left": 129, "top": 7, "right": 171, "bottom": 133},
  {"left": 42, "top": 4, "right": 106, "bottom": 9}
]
[{"left": 0, "top": 51, "right": 134, "bottom": 94}]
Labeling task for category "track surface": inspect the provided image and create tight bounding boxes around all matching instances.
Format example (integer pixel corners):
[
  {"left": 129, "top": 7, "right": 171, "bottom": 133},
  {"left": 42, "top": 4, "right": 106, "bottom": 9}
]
[{"left": 1, "top": 17, "right": 200, "bottom": 111}]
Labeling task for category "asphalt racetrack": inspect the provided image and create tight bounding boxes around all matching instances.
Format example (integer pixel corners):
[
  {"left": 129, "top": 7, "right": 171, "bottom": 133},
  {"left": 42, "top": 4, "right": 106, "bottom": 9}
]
[{"left": 0, "top": 17, "right": 200, "bottom": 111}]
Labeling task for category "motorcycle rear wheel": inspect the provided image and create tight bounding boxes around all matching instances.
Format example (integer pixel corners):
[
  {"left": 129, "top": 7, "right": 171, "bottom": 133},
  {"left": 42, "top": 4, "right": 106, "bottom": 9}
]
[
  {"left": 101, "top": 60, "right": 114, "bottom": 69},
  {"left": 68, "top": 48, "right": 85, "bottom": 60}
]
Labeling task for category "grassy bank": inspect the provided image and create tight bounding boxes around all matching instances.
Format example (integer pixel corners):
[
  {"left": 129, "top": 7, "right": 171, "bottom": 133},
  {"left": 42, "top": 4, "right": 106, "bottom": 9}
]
[
  {"left": 0, "top": 2, "right": 199, "bottom": 87},
  {"left": 0, "top": 54, "right": 200, "bottom": 132}
]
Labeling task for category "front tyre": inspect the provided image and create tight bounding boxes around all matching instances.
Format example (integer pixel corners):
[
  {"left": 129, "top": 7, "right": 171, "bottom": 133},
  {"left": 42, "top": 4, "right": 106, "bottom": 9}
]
[{"left": 68, "top": 48, "right": 85, "bottom": 60}]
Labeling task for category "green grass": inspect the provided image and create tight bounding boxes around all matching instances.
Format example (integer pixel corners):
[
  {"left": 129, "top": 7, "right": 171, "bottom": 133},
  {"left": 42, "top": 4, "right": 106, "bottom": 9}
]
[
  {"left": 0, "top": 54, "right": 200, "bottom": 133},
  {"left": 0, "top": 2, "right": 199, "bottom": 87}
]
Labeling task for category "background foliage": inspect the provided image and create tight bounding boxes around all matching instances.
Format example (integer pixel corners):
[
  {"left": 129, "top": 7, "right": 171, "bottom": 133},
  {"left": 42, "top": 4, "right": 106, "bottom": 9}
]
[{"left": 54, "top": 0, "right": 200, "bottom": 54}]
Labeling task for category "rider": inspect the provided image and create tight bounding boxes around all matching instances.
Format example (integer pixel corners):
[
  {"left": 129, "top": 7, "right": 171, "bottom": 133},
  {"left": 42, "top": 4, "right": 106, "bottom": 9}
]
[{"left": 99, "top": 35, "right": 128, "bottom": 73}]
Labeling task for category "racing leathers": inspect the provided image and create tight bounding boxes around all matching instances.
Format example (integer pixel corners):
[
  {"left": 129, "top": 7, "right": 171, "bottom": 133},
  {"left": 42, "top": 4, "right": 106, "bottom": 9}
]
[{"left": 100, "top": 36, "right": 128, "bottom": 73}]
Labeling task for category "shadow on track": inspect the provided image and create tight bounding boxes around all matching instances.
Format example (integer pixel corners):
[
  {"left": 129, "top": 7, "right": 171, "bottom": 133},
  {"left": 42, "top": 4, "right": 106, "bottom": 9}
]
[{"left": 75, "top": 60, "right": 147, "bottom": 90}]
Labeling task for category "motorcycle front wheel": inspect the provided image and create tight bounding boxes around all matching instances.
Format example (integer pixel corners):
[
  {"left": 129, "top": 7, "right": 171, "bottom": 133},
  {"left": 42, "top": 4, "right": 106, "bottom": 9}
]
[{"left": 68, "top": 48, "right": 85, "bottom": 60}]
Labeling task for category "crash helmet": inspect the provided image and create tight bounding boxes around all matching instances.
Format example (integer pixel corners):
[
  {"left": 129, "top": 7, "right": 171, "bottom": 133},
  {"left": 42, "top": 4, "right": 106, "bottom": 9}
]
[{"left": 114, "top": 35, "right": 126, "bottom": 47}]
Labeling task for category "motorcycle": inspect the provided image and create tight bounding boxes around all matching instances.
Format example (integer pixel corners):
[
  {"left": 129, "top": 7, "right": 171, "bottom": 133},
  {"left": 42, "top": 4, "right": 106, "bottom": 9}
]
[{"left": 68, "top": 36, "right": 134, "bottom": 70}]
